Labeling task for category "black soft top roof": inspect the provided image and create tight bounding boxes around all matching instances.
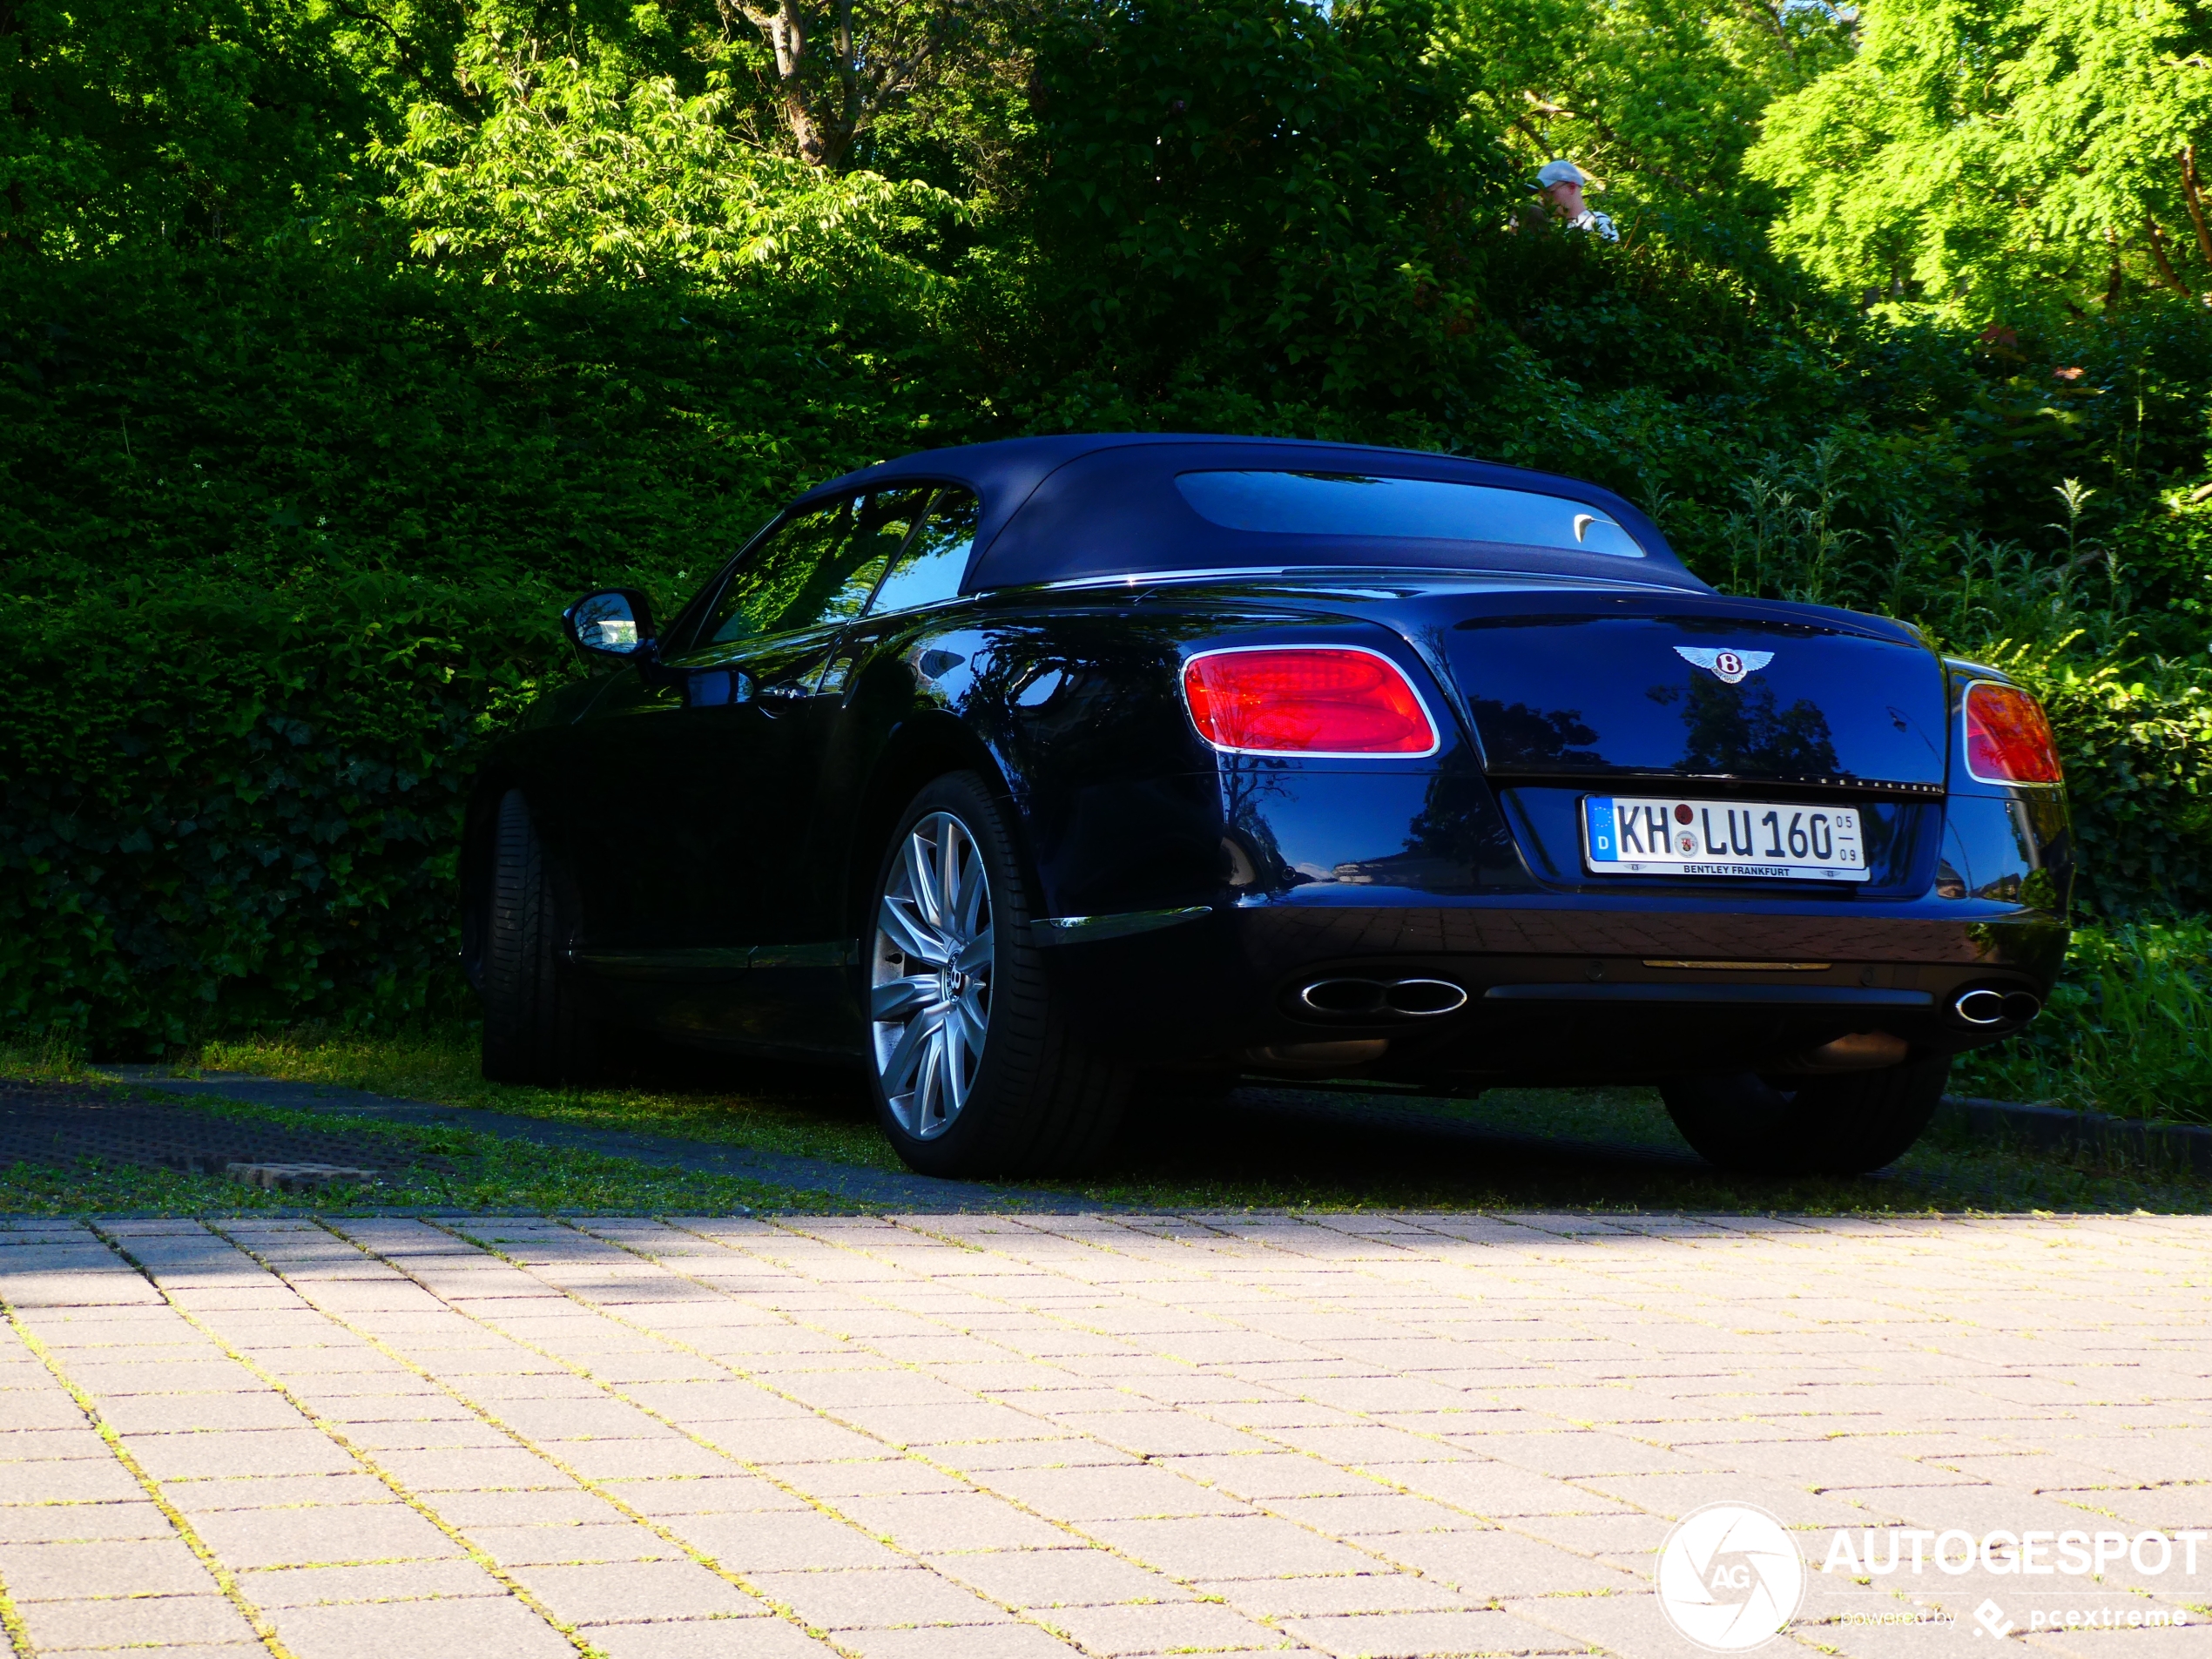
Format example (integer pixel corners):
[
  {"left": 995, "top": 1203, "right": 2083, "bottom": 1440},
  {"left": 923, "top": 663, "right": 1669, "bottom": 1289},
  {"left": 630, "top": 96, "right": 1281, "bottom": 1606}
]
[{"left": 803, "top": 433, "right": 1708, "bottom": 592}]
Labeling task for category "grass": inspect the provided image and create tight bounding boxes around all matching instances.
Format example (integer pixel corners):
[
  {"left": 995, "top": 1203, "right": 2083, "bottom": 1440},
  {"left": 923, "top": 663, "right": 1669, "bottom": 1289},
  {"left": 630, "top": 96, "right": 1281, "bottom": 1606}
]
[
  {"left": 1952, "top": 918, "right": 2212, "bottom": 1124},
  {"left": 3, "top": 1022, "right": 2209, "bottom": 1217},
  {"left": 0, "top": 1039, "right": 865, "bottom": 1217},
  {"left": 195, "top": 1024, "right": 905, "bottom": 1168}
]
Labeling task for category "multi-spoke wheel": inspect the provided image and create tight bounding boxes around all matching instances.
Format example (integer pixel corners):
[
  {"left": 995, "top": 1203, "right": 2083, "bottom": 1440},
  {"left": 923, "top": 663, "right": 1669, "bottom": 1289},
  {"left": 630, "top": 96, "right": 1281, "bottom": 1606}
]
[
  {"left": 862, "top": 772, "right": 1130, "bottom": 1177},
  {"left": 871, "top": 811, "right": 995, "bottom": 1141}
]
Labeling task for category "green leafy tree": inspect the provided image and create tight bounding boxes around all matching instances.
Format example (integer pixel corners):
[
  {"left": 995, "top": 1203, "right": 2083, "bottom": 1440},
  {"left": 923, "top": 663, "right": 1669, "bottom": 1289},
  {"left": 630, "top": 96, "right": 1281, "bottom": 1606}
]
[
  {"left": 377, "top": 37, "right": 958, "bottom": 287},
  {"left": 1440, "top": 0, "right": 1851, "bottom": 252},
  {"left": 1750, "top": 0, "right": 2212, "bottom": 320},
  {"left": 723, "top": 0, "right": 1004, "bottom": 170},
  {"left": 0, "top": 0, "right": 381, "bottom": 254},
  {"left": 1000, "top": 0, "right": 1516, "bottom": 415}
]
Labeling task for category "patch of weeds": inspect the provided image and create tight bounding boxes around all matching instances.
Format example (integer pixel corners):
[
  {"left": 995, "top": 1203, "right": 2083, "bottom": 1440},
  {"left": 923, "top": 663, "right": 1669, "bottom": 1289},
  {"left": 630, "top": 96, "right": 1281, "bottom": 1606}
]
[
  {"left": 184, "top": 1023, "right": 900, "bottom": 1170},
  {"left": 0, "top": 1084, "right": 865, "bottom": 1217}
]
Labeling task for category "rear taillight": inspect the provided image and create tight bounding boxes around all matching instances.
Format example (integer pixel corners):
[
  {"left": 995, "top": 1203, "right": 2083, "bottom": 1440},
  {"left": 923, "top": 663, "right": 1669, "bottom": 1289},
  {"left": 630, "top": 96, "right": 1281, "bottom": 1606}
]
[
  {"left": 1964, "top": 682, "right": 2062, "bottom": 785},
  {"left": 1182, "top": 646, "right": 1438, "bottom": 756}
]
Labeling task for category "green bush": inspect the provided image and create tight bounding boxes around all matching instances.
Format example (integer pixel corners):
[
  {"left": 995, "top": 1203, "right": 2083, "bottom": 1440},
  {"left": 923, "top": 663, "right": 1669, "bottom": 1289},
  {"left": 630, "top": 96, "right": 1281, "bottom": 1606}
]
[
  {"left": 2005, "top": 650, "right": 2212, "bottom": 917},
  {"left": 0, "top": 574, "right": 561, "bottom": 1049},
  {"left": 1954, "top": 920, "right": 2212, "bottom": 1124},
  {"left": 0, "top": 253, "right": 968, "bottom": 603}
]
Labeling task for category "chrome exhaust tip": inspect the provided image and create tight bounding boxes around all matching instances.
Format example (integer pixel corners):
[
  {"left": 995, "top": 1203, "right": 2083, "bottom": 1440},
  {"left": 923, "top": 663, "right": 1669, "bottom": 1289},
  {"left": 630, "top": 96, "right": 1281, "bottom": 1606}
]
[
  {"left": 1298, "top": 977, "right": 1469, "bottom": 1018},
  {"left": 1384, "top": 978, "right": 1469, "bottom": 1016},
  {"left": 1954, "top": 988, "right": 2008, "bottom": 1025},
  {"left": 1299, "top": 978, "right": 1386, "bottom": 1015},
  {"left": 2002, "top": 990, "right": 2043, "bottom": 1023}
]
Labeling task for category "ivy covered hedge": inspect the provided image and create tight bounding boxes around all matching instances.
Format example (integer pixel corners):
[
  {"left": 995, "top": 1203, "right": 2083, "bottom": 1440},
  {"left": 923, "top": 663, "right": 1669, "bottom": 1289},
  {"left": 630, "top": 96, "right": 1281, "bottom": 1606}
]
[
  {"left": 0, "top": 577, "right": 563, "bottom": 1047},
  {"left": 0, "top": 256, "right": 968, "bottom": 1053},
  {"left": 2006, "top": 651, "right": 2212, "bottom": 919}
]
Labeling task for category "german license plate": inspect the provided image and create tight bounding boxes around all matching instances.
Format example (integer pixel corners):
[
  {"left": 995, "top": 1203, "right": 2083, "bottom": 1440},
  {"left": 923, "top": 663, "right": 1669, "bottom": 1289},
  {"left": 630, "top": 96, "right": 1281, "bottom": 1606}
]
[{"left": 1582, "top": 796, "right": 1869, "bottom": 882}]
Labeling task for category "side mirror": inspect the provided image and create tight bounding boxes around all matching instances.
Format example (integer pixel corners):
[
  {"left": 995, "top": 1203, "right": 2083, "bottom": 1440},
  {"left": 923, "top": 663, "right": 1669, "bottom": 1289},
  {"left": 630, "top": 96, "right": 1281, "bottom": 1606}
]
[{"left": 563, "top": 590, "right": 655, "bottom": 660}]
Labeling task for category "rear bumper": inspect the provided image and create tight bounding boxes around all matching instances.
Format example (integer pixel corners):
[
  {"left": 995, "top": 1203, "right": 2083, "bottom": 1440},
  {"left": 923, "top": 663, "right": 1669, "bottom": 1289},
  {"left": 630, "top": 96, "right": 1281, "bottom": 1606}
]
[{"left": 1042, "top": 896, "right": 2067, "bottom": 1085}]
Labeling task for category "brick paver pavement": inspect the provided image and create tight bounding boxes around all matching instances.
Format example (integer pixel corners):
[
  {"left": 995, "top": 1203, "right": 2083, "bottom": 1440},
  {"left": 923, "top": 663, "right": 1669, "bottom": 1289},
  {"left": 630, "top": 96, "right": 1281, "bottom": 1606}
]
[{"left": 1, "top": 1211, "right": 2206, "bottom": 1657}]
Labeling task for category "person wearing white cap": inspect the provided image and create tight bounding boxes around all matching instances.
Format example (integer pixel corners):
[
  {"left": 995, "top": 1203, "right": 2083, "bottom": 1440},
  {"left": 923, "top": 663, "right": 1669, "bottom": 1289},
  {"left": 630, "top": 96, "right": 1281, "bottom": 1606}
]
[{"left": 1536, "top": 159, "right": 1619, "bottom": 242}]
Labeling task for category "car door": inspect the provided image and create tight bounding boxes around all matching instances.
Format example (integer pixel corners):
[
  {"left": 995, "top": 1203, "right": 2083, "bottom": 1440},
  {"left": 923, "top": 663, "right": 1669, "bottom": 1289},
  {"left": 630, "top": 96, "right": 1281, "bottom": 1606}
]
[{"left": 587, "top": 488, "right": 932, "bottom": 1045}]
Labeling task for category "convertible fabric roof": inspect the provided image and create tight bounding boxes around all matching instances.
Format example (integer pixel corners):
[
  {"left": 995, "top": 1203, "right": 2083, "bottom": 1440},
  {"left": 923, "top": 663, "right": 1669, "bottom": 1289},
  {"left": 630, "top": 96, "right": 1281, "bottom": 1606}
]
[{"left": 801, "top": 433, "right": 1710, "bottom": 594}]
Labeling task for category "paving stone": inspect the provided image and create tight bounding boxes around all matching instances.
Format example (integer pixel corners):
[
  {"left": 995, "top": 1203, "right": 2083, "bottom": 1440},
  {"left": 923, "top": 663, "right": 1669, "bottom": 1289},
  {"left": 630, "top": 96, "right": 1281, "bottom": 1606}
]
[
  {"left": 925, "top": 1547, "right": 1194, "bottom": 1608},
  {"left": 464, "top": 1521, "right": 684, "bottom": 1566},
  {"left": 186, "top": 1501, "right": 462, "bottom": 1569},
  {"left": 1083, "top": 1516, "right": 1382, "bottom": 1580},
  {"left": 597, "top": 1474, "right": 808, "bottom": 1516},
  {"left": 1041, "top": 1599, "right": 1288, "bottom": 1655},
  {"left": 745, "top": 1566, "right": 1011, "bottom": 1629},
  {"left": 266, "top": 1593, "right": 577, "bottom": 1658},
  {"left": 580, "top": 1615, "right": 840, "bottom": 1658},
  {"left": 0, "top": 1501, "right": 174, "bottom": 1543},
  {"left": 835, "top": 1492, "right": 1073, "bottom": 1553},
  {"left": 840, "top": 1623, "right": 1085, "bottom": 1658},
  {"left": 508, "top": 1558, "right": 765, "bottom": 1622},
  {"left": 238, "top": 1559, "right": 500, "bottom": 1608},
  {"left": 0, "top": 1460, "right": 148, "bottom": 1505},
  {"left": 548, "top": 1437, "right": 738, "bottom": 1480},
  {"left": 162, "top": 1474, "right": 392, "bottom": 1513},
  {"left": 125, "top": 1430, "right": 362, "bottom": 1482},
  {"left": 1197, "top": 1573, "right": 1470, "bottom": 1617},
  {"left": 94, "top": 1393, "right": 313, "bottom": 1435},
  {"left": 369, "top": 1447, "right": 571, "bottom": 1491},
  {"left": 667, "top": 1508, "right": 907, "bottom": 1572},
  {"left": 981, "top": 1464, "right": 1255, "bottom": 1521},
  {"left": 16, "top": 1592, "right": 258, "bottom": 1649},
  {"left": 0, "top": 1537, "right": 217, "bottom": 1601}
]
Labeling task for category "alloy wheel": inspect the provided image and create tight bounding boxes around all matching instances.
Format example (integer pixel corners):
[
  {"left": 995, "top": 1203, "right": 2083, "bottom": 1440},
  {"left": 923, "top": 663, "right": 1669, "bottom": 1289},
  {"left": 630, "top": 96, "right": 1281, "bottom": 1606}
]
[{"left": 870, "top": 811, "right": 994, "bottom": 1139}]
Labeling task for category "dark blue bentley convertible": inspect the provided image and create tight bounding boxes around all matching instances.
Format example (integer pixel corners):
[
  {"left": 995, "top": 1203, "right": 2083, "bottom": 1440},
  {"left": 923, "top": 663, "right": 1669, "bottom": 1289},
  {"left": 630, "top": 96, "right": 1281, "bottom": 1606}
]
[{"left": 462, "top": 434, "right": 2070, "bottom": 1178}]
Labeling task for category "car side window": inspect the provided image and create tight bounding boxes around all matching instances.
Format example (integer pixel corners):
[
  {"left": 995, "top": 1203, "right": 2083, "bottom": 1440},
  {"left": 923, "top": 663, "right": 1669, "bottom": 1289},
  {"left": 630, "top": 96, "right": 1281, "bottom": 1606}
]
[
  {"left": 867, "top": 488, "right": 980, "bottom": 617},
  {"left": 698, "top": 489, "right": 931, "bottom": 647}
]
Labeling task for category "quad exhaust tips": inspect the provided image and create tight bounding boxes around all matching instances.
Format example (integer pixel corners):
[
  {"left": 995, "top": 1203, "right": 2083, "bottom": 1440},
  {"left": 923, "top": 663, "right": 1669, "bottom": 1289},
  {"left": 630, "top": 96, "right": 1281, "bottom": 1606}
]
[
  {"left": 1954, "top": 988, "right": 2043, "bottom": 1026},
  {"left": 1298, "top": 977, "right": 1469, "bottom": 1018}
]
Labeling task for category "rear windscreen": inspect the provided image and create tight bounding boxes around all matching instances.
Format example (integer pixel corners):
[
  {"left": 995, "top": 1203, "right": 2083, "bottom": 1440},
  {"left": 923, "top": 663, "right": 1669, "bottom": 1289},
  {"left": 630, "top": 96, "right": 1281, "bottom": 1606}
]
[{"left": 1176, "top": 470, "right": 1647, "bottom": 560}]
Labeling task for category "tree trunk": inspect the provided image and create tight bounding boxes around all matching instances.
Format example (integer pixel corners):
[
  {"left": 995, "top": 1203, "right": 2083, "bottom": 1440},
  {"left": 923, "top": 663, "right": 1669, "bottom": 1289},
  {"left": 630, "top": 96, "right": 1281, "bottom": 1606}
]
[
  {"left": 735, "top": 0, "right": 839, "bottom": 166},
  {"left": 2182, "top": 145, "right": 2212, "bottom": 268},
  {"left": 2147, "top": 216, "right": 2191, "bottom": 293}
]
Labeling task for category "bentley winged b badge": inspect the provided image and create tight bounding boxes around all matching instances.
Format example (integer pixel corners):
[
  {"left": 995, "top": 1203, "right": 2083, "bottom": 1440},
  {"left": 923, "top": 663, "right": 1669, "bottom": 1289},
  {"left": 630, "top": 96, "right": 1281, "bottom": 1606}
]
[{"left": 1675, "top": 646, "right": 1774, "bottom": 685}]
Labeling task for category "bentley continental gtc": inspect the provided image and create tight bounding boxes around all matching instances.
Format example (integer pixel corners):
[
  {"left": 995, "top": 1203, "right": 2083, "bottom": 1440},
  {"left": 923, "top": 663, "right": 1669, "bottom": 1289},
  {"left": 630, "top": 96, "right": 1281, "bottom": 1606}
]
[{"left": 462, "top": 435, "right": 2070, "bottom": 1178}]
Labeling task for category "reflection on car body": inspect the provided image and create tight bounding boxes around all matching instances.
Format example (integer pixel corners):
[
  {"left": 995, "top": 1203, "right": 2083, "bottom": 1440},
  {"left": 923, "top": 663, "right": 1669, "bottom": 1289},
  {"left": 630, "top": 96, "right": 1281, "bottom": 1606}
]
[{"left": 463, "top": 435, "right": 2071, "bottom": 1179}]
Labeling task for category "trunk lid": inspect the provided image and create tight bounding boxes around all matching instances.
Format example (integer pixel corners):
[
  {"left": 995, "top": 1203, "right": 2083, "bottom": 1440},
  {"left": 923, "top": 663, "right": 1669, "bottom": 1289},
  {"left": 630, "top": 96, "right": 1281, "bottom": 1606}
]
[{"left": 1438, "top": 591, "right": 1948, "bottom": 786}]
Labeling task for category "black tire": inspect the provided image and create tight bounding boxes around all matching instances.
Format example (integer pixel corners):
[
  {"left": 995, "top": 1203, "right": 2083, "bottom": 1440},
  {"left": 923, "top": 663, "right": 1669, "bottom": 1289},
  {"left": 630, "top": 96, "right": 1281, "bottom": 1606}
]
[
  {"left": 863, "top": 772, "right": 1129, "bottom": 1177},
  {"left": 1661, "top": 1053, "right": 1949, "bottom": 1177},
  {"left": 480, "top": 789, "right": 604, "bottom": 1086}
]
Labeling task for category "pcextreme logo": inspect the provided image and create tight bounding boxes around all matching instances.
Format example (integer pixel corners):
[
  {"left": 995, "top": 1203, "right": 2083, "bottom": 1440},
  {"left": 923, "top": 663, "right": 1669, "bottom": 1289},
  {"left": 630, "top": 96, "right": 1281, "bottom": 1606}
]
[{"left": 1654, "top": 1502, "right": 1806, "bottom": 1651}]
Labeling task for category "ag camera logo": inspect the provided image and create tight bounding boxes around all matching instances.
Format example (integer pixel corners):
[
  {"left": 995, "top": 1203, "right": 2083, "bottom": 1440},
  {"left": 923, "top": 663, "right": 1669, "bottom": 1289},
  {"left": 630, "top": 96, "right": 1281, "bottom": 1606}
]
[{"left": 1656, "top": 1502, "right": 1806, "bottom": 1651}]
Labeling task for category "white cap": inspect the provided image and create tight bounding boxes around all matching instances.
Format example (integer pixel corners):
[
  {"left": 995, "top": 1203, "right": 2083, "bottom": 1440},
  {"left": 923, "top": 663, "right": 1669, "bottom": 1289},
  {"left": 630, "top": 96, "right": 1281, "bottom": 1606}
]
[{"left": 1536, "top": 159, "right": 1585, "bottom": 188}]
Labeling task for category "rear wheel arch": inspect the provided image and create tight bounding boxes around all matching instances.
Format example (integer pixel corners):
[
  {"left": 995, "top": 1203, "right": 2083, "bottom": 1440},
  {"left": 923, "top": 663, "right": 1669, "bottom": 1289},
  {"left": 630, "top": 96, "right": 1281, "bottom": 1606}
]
[{"left": 843, "top": 714, "right": 1027, "bottom": 939}]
